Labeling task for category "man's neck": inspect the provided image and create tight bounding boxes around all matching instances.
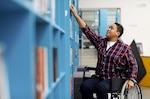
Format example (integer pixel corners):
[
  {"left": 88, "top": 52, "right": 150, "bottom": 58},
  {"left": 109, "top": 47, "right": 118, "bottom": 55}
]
[{"left": 107, "top": 38, "right": 118, "bottom": 42}]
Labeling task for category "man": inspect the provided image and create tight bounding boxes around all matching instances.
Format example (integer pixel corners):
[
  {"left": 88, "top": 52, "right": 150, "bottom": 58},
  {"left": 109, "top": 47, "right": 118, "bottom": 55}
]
[{"left": 70, "top": 5, "right": 138, "bottom": 99}]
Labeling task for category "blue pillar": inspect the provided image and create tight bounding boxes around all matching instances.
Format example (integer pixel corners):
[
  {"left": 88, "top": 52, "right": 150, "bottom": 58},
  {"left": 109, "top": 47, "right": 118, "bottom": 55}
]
[
  {"left": 99, "top": 10, "right": 107, "bottom": 37},
  {"left": 115, "top": 8, "right": 120, "bottom": 23}
]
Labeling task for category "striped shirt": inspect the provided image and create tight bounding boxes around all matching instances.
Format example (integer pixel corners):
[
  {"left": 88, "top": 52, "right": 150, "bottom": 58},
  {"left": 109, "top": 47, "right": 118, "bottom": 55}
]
[{"left": 81, "top": 24, "right": 138, "bottom": 80}]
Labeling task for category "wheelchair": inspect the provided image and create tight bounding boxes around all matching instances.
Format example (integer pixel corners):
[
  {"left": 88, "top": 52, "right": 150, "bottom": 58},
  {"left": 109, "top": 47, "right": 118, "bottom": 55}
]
[{"left": 82, "top": 66, "right": 142, "bottom": 99}]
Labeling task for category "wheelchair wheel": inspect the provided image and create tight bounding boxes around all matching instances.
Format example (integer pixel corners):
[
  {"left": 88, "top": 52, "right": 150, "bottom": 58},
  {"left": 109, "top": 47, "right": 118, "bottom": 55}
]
[{"left": 120, "top": 80, "right": 142, "bottom": 99}]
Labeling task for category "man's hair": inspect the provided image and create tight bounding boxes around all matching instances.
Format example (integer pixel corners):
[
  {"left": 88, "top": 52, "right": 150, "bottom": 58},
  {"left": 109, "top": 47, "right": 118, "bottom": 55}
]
[{"left": 114, "top": 23, "right": 124, "bottom": 38}]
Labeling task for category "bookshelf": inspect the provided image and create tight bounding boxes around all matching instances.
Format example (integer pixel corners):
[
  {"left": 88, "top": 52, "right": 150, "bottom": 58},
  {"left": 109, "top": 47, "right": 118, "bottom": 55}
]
[
  {"left": 0, "top": 0, "right": 79, "bottom": 99},
  {"left": 69, "top": 0, "right": 80, "bottom": 98}
]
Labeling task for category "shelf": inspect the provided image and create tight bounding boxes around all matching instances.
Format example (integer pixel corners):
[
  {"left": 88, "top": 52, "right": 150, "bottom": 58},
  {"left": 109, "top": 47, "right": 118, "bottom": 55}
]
[
  {"left": 52, "top": 23, "right": 66, "bottom": 34},
  {"left": 36, "top": 13, "right": 50, "bottom": 24},
  {"left": 0, "top": 0, "right": 79, "bottom": 99},
  {"left": 0, "top": 1, "right": 27, "bottom": 12},
  {"left": 52, "top": 72, "right": 65, "bottom": 87}
]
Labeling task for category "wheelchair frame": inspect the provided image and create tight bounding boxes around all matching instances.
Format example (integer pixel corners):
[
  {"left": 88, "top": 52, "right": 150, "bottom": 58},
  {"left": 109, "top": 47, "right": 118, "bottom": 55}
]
[{"left": 82, "top": 66, "right": 142, "bottom": 99}]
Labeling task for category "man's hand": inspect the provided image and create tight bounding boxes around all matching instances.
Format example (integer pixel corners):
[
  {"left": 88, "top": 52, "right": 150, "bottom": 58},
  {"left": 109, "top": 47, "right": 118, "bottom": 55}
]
[
  {"left": 126, "top": 79, "right": 135, "bottom": 90},
  {"left": 70, "top": 5, "right": 77, "bottom": 17},
  {"left": 70, "top": 4, "right": 86, "bottom": 28}
]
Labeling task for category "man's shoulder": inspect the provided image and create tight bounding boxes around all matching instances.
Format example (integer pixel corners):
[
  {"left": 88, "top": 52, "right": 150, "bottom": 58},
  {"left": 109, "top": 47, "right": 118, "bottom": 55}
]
[{"left": 118, "top": 40, "right": 130, "bottom": 48}]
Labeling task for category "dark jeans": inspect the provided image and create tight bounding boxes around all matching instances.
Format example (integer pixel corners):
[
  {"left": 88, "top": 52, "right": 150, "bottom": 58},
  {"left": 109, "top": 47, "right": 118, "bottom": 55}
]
[{"left": 80, "top": 76, "right": 111, "bottom": 99}]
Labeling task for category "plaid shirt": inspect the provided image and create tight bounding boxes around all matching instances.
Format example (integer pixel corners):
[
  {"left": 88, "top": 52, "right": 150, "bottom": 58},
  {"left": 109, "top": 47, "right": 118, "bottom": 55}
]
[{"left": 81, "top": 24, "right": 138, "bottom": 80}]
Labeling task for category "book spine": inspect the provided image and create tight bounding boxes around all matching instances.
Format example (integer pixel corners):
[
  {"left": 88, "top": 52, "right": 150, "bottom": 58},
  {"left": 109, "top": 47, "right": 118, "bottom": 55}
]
[{"left": 36, "top": 47, "right": 45, "bottom": 99}]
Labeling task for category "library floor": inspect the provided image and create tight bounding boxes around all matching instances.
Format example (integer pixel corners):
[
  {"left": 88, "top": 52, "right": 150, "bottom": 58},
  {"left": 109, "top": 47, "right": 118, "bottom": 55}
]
[{"left": 140, "top": 86, "right": 150, "bottom": 99}]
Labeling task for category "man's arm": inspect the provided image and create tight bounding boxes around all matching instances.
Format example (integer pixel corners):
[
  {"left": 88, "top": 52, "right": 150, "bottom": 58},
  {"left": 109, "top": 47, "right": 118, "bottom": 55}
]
[
  {"left": 125, "top": 48, "right": 138, "bottom": 89},
  {"left": 70, "top": 5, "right": 103, "bottom": 49},
  {"left": 70, "top": 5, "right": 86, "bottom": 28}
]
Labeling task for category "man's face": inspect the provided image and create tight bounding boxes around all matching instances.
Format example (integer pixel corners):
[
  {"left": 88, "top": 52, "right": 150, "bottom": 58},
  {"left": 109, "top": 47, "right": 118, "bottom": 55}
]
[{"left": 106, "top": 24, "right": 120, "bottom": 39}]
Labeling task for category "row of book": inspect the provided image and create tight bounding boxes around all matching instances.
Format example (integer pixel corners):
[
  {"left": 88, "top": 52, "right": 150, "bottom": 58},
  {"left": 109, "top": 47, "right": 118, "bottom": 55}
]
[
  {"left": 23, "top": 0, "right": 51, "bottom": 16},
  {"left": 36, "top": 47, "right": 58, "bottom": 99}
]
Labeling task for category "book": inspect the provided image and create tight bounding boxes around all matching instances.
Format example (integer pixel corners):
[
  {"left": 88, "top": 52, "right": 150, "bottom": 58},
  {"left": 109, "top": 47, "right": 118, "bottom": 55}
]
[
  {"left": 53, "top": 47, "right": 58, "bottom": 82},
  {"left": 70, "top": 75, "right": 73, "bottom": 97},
  {"left": 70, "top": 19, "right": 73, "bottom": 39},
  {"left": 70, "top": 47, "right": 73, "bottom": 66},
  {"left": 33, "top": 0, "right": 48, "bottom": 15},
  {"left": 36, "top": 47, "right": 48, "bottom": 99},
  {"left": 0, "top": 44, "right": 10, "bottom": 99}
]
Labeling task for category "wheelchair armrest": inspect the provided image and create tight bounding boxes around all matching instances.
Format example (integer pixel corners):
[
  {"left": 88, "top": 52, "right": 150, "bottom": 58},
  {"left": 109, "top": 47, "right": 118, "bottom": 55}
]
[
  {"left": 83, "top": 66, "right": 96, "bottom": 80},
  {"left": 83, "top": 66, "right": 96, "bottom": 73},
  {"left": 86, "top": 67, "right": 96, "bottom": 71}
]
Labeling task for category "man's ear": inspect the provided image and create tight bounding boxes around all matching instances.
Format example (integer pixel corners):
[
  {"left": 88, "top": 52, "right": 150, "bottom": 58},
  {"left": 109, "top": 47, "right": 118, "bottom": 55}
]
[{"left": 116, "top": 32, "right": 120, "bottom": 37}]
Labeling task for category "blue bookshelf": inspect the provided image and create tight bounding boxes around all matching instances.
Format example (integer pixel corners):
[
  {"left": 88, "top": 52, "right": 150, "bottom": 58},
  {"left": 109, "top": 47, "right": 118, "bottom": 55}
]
[
  {"left": 0, "top": 0, "right": 79, "bottom": 99},
  {"left": 69, "top": 0, "right": 79, "bottom": 98}
]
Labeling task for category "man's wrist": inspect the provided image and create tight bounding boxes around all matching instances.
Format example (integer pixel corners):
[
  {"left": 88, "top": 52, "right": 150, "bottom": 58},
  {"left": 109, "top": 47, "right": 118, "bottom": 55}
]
[{"left": 129, "top": 78, "right": 136, "bottom": 82}]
